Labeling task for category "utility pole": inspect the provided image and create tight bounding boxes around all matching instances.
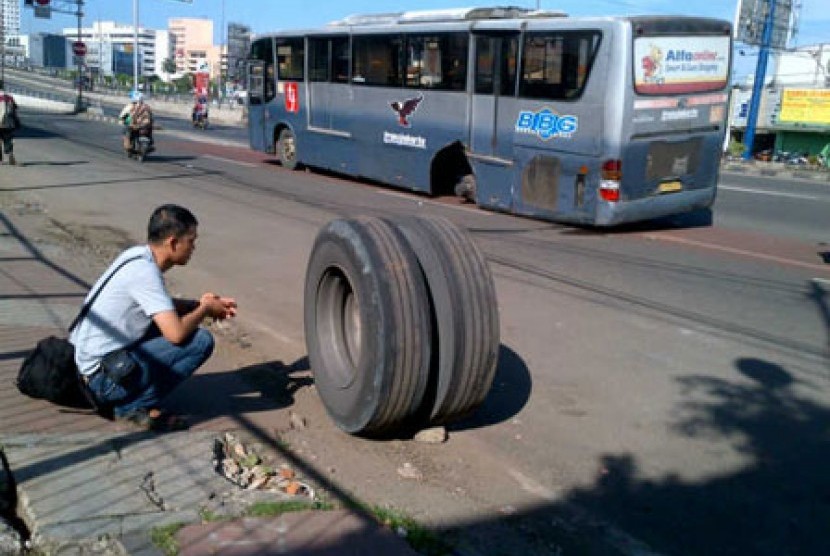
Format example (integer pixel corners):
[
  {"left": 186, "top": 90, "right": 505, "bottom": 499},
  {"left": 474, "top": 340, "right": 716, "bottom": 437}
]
[
  {"left": 1, "top": 0, "right": 5, "bottom": 84},
  {"left": 133, "top": 0, "right": 138, "bottom": 92},
  {"left": 742, "top": 0, "right": 777, "bottom": 160},
  {"left": 218, "top": 0, "right": 224, "bottom": 100},
  {"left": 76, "top": 0, "right": 83, "bottom": 110}
]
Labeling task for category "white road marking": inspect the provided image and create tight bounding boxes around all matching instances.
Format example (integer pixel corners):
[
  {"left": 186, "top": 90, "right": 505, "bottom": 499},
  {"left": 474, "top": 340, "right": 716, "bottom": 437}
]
[{"left": 719, "top": 185, "right": 823, "bottom": 201}]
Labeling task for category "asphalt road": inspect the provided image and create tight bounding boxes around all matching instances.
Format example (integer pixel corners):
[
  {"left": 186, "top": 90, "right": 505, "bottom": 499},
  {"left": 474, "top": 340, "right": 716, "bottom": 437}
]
[{"left": 4, "top": 111, "right": 829, "bottom": 556}]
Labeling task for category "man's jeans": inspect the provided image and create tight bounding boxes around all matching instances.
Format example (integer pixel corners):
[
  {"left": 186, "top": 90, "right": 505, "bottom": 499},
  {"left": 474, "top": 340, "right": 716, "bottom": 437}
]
[{"left": 87, "top": 327, "right": 214, "bottom": 418}]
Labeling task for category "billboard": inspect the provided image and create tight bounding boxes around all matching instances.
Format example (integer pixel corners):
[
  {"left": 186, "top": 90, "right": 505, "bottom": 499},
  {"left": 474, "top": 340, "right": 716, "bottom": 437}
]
[
  {"left": 778, "top": 89, "right": 830, "bottom": 126},
  {"left": 734, "top": 0, "right": 794, "bottom": 49}
]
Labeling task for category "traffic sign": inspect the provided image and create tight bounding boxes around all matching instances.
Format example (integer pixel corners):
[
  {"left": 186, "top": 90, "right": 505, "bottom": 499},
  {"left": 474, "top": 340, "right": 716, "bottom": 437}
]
[{"left": 72, "top": 41, "right": 87, "bottom": 57}]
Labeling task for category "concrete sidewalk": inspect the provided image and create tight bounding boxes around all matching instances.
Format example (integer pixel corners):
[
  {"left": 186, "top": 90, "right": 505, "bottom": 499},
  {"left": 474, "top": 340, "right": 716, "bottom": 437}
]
[{"left": 0, "top": 183, "right": 418, "bottom": 553}]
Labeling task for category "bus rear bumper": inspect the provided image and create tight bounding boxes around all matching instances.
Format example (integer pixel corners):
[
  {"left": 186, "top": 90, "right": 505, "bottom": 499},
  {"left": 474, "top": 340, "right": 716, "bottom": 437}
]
[{"left": 595, "top": 187, "right": 716, "bottom": 227}]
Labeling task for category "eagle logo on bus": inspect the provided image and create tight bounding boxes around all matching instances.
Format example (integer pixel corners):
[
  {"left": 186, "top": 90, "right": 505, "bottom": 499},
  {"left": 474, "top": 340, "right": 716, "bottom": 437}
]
[
  {"left": 390, "top": 94, "right": 424, "bottom": 127},
  {"left": 515, "top": 108, "right": 579, "bottom": 140}
]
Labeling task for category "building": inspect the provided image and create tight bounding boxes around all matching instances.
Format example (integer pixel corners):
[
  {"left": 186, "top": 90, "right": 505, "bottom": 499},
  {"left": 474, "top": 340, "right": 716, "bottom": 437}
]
[
  {"left": 62, "top": 21, "right": 169, "bottom": 80},
  {"left": 1, "top": 0, "right": 20, "bottom": 40},
  {"left": 27, "top": 33, "right": 68, "bottom": 69},
  {"left": 169, "top": 17, "right": 221, "bottom": 78},
  {"left": 1, "top": 0, "right": 24, "bottom": 64},
  {"left": 728, "top": 44, "right": 830, "bottom": 156}
]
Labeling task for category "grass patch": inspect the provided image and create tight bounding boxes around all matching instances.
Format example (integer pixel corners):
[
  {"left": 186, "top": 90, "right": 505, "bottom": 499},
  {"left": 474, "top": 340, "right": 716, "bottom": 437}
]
[
  {"left": 245, "top": 498, "right": 334, "bottom": 517},
  {"left": 151, "top": 522, "right": 186, "bottom": 556},
  {"left": 364, "top": 505, "right": 455, "bottom": 556},
  {"left": 198, "top": 507, "right": 232, "bottom": 523}
]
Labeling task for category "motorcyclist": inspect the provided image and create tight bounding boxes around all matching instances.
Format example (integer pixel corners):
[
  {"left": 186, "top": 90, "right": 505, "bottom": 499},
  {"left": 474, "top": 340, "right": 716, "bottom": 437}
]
[
  {"left": 119, "top": 91, "right": 154, "bottom": 151},
  {"left": 191, "top": 95, "right": 209, "bottom": 126}
]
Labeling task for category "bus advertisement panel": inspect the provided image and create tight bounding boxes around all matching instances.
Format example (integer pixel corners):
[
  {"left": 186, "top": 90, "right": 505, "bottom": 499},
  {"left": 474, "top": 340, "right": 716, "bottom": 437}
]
[{"left": 634, "top": 36, "right": 730, "bottom": 95}]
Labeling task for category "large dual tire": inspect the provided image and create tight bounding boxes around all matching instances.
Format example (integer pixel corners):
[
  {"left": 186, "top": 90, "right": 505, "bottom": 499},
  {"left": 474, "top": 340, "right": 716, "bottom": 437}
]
[
  {"left": 303, "top": 217, "right": 432, "bottom": 435},
  {"left": 393, "top": 216, "right": 500, "bottom": 424}
]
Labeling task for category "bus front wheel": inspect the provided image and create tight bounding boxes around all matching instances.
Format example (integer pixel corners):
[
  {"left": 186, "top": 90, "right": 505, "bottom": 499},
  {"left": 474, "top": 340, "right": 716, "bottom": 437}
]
[{"left": 277, "top": 128, "right": 298, "bottom": 170}]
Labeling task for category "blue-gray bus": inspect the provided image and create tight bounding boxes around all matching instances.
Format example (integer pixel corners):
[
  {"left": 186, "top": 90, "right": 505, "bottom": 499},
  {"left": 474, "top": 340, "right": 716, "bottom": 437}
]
[{"left": 246, "top": 7, "right": 731, "bottom": 227}]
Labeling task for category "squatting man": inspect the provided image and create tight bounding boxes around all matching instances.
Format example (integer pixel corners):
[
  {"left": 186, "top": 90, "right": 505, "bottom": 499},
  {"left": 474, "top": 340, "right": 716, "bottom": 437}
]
[{"left": 70, "top": 204, "right": 237, "bottom": 430}]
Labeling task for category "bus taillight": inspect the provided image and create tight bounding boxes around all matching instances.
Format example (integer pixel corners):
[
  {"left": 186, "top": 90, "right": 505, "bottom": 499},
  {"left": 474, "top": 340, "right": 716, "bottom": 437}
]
[{"left": 600, "top": 159, "right": 622, "bottom": 202}]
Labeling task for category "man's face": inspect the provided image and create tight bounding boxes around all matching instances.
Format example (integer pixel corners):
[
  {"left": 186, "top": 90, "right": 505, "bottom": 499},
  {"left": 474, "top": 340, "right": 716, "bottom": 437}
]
[{"left": 171, "top": 228, "right": 198, "bottom": 265}]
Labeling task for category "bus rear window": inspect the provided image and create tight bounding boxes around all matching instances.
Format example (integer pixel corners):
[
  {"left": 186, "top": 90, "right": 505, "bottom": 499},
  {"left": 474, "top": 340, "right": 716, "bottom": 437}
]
[{"left": 634, "top": 35, "right": 730, "bottom": 95}]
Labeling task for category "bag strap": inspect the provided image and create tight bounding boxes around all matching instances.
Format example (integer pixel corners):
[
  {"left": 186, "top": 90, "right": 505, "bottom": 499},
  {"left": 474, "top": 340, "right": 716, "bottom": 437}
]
[{"left": 68, "top": 255, "right": 143, "bottom": 332}]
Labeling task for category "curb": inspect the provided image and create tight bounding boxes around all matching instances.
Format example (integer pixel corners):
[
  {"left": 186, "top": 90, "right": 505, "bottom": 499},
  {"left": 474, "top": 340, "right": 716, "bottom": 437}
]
[{"left": 720, "top": 162, "right": 830, "bottom": 183}]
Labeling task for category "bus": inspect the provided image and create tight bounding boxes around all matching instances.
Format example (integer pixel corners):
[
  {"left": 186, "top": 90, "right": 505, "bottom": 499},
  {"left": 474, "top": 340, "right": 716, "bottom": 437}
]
[{"left": 246, "top": 7, "right": 732, "bottom": 227}]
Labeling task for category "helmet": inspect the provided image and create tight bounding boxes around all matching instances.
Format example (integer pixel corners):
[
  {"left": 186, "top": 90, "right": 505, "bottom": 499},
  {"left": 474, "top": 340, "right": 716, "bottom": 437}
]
[{"left": 130, "top": 90, "right": 143, "bottom": 102}]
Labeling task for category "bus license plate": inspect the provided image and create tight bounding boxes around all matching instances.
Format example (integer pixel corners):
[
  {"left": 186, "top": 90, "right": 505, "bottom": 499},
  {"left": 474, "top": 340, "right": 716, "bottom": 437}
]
[{"left": 658, "top": 181, "right": 683, "bottom": 194}]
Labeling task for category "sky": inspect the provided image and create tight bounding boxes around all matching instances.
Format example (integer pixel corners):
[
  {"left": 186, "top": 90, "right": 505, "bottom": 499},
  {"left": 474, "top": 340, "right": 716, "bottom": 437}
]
[{"left": 20, "top": 0, "right": 830, "bottom": 82}]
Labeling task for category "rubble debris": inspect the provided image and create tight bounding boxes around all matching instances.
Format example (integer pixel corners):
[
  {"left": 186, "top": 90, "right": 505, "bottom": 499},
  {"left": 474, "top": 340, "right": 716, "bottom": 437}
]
[
  {"left": 213, "top": 433, "right": 315, "bottom": 499},
  {"left": 289, "top": 410, "right": 307, "bottom": 429},
  {"left": 413, "top": 426, "right": 447, "bottom": 444},
  {"left": 396, "top": 463, "right": 423, "bottom": 481}
]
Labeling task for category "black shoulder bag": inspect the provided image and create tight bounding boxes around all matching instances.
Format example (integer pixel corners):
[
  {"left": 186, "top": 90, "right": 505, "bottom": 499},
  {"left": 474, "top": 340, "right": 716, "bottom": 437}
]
[{"left": 16, "top": 256, "right": 142, "bottom": 408}]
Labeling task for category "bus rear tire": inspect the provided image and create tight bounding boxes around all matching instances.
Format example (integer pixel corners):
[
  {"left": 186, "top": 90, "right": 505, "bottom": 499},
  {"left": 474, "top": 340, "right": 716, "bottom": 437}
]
[
  {"left": 277, "top": 128, "right": 298, "bottom": 170},
  {"left": 304, "top": 217, "right": 432, "bottom": 436},
  {"left": 454, "top": 174, "right": 476, "bottom": 202},
  {"left": 392, "top": 215, "right": 500, "bottom": 424}
]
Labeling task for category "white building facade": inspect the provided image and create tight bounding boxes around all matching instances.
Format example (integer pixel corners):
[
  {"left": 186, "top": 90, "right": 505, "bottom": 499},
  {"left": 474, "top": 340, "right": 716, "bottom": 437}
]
[{"left": 62, "top": 21, "right": 171, "bottom": 80}]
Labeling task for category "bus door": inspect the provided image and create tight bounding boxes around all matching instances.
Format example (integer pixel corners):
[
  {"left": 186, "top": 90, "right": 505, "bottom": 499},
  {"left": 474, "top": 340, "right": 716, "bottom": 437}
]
[
  {"left": 246, "top": 60, "right": 268, "bottom": 150},
  {"left": 307, "top": 36, "right": 351, "bottom": 131},
  {"left": 468, "top": 32, "right": 519, "bottom": 211}
]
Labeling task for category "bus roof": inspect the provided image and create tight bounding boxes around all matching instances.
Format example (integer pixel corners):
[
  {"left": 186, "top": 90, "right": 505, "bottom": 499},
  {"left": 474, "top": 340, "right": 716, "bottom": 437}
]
[{"left": 326, "top": 6, "right": 568, "bottom": 27}]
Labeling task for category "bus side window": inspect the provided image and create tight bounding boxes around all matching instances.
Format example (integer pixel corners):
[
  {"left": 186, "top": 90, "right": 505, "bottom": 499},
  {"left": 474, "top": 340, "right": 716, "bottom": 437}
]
[
  {"left": 308, "top": 38, "right": 329, "bottom": 82},
  {"left": 475, "top": 36, "right": 495, "bottom": 95},
  {"left": 277, "top": 38, "right": 304, "bottom": 81},
  {"left": 474, "top": 35, "right": 516, "bottom": 96},
  {"left": 265, "top": 64, "right": 275, "bottom": 101},
  {"left": 519, "top": 31, "right": 600, "bottom": 101},
  {"left": 352, "top": 34, "right": 402, "bottom": 87},
  {"left": 332, "top": 37, "right": 350, "bottom": 83}
]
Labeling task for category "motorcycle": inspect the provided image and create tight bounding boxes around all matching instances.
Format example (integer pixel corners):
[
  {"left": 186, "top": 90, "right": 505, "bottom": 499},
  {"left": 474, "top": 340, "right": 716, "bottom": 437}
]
[
  {"left": 124, "top": 126, "right": 154, "bottom": 162},
  {"left": 192, "top": 109, "right": 209, "bottom": 130}
]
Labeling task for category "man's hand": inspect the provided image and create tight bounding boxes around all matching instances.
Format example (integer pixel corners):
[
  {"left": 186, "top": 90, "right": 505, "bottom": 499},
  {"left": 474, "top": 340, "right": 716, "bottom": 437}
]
[{"left": 200, "top": 292, "right": 238, "bottom": 320}]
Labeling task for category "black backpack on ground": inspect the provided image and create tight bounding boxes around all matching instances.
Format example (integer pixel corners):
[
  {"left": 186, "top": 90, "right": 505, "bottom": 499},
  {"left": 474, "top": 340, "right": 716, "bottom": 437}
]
[
  {"left": 16, "top": 256, "right": 141, "bottom": 408},
  {"left": 17, "top": 335, "right": 89, "bottom": 407}
]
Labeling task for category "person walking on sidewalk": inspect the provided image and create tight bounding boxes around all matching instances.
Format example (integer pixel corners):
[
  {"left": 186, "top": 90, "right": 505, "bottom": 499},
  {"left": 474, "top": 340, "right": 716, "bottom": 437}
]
[
  {"left": 0, "top": 80, "right": 20, "bottom": 166},
  {"left": 70, "top": 204, "right": 237, "bottom": 430}
]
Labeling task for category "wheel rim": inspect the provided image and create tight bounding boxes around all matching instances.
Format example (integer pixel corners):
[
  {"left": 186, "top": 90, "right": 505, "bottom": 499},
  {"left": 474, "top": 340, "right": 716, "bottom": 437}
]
[
  {"left": 281, "top": 133, "right": 296, "bottom": 163},
  {"left": 317, "top": 267, "right": 361, "bottom": 389}
]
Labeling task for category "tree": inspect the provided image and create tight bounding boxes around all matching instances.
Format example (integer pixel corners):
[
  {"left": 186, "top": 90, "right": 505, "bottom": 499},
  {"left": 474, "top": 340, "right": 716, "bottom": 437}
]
[{"left": 162, "top": 57, "right": 176, "bottom": 76}]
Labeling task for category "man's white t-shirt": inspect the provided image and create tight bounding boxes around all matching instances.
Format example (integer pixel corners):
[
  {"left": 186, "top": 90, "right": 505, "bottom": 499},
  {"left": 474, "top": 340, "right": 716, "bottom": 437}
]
[{"left": 70, "top": 245, "right": 174, "bottom": 376}]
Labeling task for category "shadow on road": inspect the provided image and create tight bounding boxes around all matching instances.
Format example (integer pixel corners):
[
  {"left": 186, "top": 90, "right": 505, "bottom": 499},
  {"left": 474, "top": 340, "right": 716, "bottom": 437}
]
[
  {"left": 433, "top": 356, "right": 830, "bottom": 555},
  {"left": 167, "top": 357, "right": 314, "bottom": 426},
  {"left": 450, "top": 344, "right": 531, "bottom": 432}
]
